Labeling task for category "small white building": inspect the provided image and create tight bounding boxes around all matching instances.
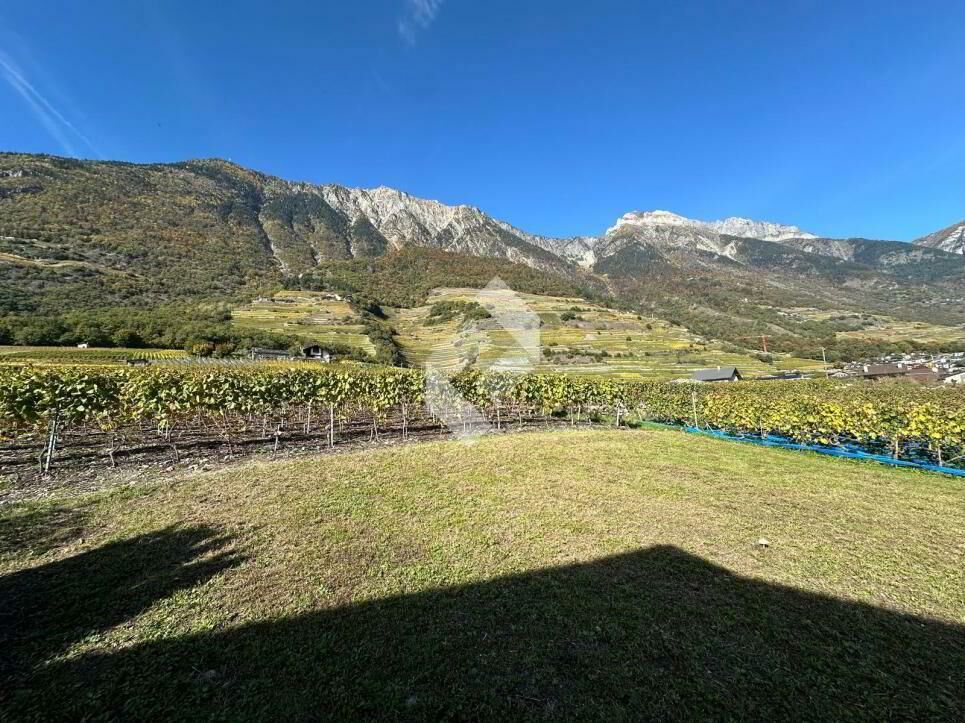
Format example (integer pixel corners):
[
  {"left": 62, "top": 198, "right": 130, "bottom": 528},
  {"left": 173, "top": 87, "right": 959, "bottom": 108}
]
[
  {"left": 944, "top": 371, "right": 965, "bottom": 385},
  {"left": 302, "top": 344, "right": 332, "bottom": 362}
]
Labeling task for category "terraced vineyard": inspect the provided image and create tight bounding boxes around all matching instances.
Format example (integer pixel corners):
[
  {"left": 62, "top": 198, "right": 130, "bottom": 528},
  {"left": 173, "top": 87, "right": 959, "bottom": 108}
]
[
  {"left": 787, "top": 307, "right": 965, "bottom": 345},
  {"left": 230, "top": 291, "right": 375, "bottom": 355},
  {"left": 17, "top": 291, "right": 910, "bottom": 376},
  {"left": 0, "top": 346, "right": 187, "bottom": 365},
  {"left": 840, "top": 318, "right": 965, "bottom": 345},
  {"left": 390, "top": 288, "right": 824, "bottom": 379}
]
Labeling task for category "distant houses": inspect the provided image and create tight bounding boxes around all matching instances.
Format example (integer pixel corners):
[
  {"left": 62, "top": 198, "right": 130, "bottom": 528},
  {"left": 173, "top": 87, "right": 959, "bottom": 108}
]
[
  {"left": 692, "top": 366, "right": 742, "bottom": 383},
  {"left": 825, "top": 358, "right": 961, "bottom": 384},
  {"left": 680, "top": 355, "right": 964, "bottom": 384},
  {"left": 247, "top": 344, "right": 334, "bottom": 363},
  {"left": 302, "top": 344, "right": 332, "bottom": 362},
  {"left": 837, "top": 351, "right": 964, "bottom": 383},
  {"left": 858, "top": 363, "right": 908, "bottom": 379},
  {"left": 856, "top": 363, "right": 941, "bottom": 384}
]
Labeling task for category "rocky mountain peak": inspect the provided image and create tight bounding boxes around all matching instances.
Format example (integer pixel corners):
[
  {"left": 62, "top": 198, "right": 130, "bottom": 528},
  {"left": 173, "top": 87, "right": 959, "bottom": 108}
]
[
  {"left": 606, "top": 209, "right": 816, "bottom": 241},
  {"left": 708, "top": 216, "right": 817, "bottom": 241},
  {"left": 607, "top": 210, "right": 695, "bottom": 234},
  {"left": 914, "top": 221, "right": 965, "bottom": 255}
]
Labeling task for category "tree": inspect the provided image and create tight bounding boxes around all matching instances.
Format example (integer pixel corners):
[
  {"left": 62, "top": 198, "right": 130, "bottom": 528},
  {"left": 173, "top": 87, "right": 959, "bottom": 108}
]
[
  {"left": 112, "top": 328, "right": 144, "bottom": 348},
  {"left": 189, "top": 340, "right": 216, "bottom": 357},
  {"left": 14, "top": 318, "right": 66, "bottom": 346}
]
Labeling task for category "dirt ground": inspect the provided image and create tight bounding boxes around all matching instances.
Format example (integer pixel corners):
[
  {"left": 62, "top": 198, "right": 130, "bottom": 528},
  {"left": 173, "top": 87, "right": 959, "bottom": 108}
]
[{"left": 0, "top": 418, "right": 580, "bottom": 504}]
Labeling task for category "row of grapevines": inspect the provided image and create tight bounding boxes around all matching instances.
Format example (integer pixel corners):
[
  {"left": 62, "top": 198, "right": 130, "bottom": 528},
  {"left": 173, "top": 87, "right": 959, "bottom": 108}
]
[
  {"left": 639, "top": 380, "right": 964, "bottom": 467},
  {"left": 0, "top": 365, "right": 962, "bottom": 471}
]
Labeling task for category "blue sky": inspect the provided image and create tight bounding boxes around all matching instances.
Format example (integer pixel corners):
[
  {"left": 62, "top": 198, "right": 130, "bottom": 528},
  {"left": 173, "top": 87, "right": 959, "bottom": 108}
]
[{"left": 1, "top": 1, "right": 963, "bottom": 241}]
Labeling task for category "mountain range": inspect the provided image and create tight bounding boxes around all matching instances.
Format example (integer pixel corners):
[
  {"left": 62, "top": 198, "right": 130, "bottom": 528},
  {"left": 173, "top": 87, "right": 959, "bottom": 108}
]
[{"left": 0, "top": 152, "right": 962, "bottom": 356}]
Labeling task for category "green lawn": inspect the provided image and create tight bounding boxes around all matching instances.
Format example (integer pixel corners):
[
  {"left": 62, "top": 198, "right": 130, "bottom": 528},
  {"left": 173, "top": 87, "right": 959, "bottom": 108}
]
[{"left": 1, "top": 429, "right": 962, "bottom": 719}]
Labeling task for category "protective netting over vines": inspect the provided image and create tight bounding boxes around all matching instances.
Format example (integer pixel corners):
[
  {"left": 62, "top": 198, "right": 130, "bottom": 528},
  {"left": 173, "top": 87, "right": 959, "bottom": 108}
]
[{"left": 1, "top": 365, "right": 962, "bottom": 472}]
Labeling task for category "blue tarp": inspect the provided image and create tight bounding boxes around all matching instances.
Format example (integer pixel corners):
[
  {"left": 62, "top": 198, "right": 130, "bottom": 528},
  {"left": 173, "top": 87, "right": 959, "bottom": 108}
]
[{"left": 665, "top": 424, "right": 965, "bottom": 477}]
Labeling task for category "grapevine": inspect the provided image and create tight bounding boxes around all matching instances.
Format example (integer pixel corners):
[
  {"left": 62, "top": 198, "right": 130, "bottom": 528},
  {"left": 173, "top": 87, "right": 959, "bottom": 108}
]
[{"left": 0, "top": 365, "right": 962, "bottom": 473}]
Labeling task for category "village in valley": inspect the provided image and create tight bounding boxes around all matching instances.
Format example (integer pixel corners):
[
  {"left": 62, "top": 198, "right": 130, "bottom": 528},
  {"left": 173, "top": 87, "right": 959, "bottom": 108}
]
[{"left": 689, "top": 352, "right": 965, "bottom": 385}]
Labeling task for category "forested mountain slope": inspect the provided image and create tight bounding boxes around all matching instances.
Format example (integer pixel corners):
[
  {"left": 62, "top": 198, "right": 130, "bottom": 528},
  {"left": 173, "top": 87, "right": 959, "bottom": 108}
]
[{"left": 1, "top": 152, "right": 961, "bottom": 359}]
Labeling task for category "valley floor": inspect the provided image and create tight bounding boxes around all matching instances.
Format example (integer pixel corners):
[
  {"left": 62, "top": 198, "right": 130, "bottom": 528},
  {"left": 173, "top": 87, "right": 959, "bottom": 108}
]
[{"left": 1, "top": 429, "right": 963, "bottom": 719}]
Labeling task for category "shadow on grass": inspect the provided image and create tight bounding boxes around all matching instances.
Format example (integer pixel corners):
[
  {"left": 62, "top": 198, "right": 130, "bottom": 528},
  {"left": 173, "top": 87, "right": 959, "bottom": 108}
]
[
  {"left": 0, "top": 503, "right": 89, "bottom": 557},
  {"left": 4, "top": 544, "right": 963, "bottom": 719},
  {"left": 0, "top": 525, "right": 241, "bottom": 701}
]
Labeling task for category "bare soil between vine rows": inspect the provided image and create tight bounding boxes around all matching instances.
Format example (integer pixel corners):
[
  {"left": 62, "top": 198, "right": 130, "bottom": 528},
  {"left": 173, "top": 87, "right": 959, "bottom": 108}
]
[{"left": 0, "top": 417, "right": 585, "bottom": 504}]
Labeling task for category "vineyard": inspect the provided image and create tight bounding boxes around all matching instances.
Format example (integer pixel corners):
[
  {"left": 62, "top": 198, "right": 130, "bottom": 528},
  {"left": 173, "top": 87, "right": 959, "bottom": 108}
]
[
  {"left": 389, "top": 287, "right": 826, "bottom": 378},
  {"left": 225, "top": 287, "right": 825, "bottom": 377},
  {"left": 1, "top": 364, "right": 963, "bottom": 477},
  {"left": 230, "top": 291, "right": 376, "bottom": 355},
  {"left": 0, "top": 346, "right": 187, "bottom": 365}
]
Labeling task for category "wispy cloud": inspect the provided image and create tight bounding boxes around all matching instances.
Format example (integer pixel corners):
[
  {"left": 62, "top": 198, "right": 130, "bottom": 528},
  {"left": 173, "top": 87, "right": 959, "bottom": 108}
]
[
  {"left": 398, "top": 0, "right": 445, "bottom": 45},
  {"left": 0, "top": 48, "right": 100, "bottom": 158}
]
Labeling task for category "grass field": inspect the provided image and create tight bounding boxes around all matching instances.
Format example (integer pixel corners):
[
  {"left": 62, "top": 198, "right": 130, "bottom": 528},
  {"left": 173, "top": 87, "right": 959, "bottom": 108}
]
[{"left": 2, "top": 428, "right": 962, "bottom": 719}]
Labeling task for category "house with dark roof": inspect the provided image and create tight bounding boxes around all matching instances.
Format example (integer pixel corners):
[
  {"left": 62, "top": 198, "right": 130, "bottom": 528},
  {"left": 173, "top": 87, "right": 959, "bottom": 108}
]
[
  {"left": 692, "top": 366, "right": 742, "bottom": 383},
  {"left": 860, "top": 364, "right": 940, "bottom": 384},
  {"left": 860, "top": 363, "right": 905, "bottom": 379}
]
